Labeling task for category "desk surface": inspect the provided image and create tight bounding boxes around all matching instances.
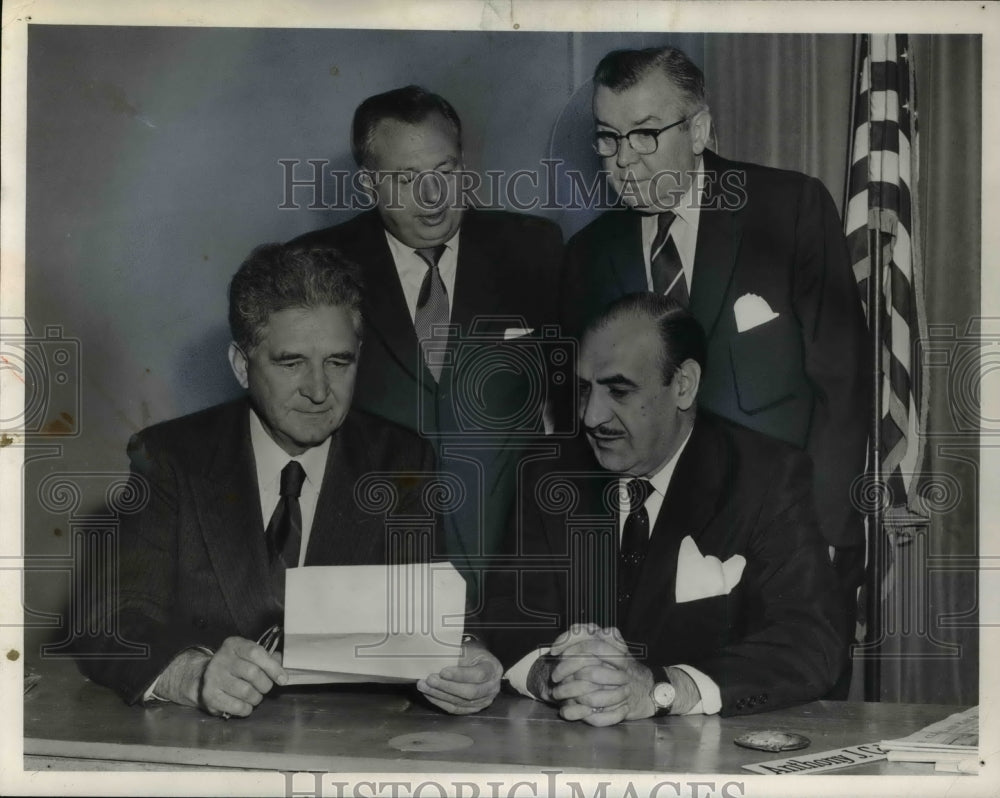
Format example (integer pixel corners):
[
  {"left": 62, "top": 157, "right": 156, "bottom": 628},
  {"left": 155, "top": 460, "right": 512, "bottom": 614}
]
[{"left": 24, "top": 658, "right": 963, "bottom": 775}]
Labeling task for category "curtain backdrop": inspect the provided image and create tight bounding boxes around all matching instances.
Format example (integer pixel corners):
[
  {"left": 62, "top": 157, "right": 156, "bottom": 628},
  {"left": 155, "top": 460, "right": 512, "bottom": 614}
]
[{"left": 703, "top": 34, "right": 981, "bottom": 705}]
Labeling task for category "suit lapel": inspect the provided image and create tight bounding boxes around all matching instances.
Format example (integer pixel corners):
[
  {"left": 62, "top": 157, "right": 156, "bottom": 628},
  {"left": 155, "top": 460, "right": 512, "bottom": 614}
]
[
  {"left": 451, "top": 209, "right": 503, "bottom": 333},
  {"left": 690, "top": 150, "right": 744, "bottom": 338},
  {"left": 608, "top": 210, "right": 648, "bottom": 297},
  {"left": 193, "top": 401, "right": 274, "bottom": 638},
  {"left": 354, "top": 212, "right": 434, "bottom": 390},
  {"left": 623, "top": 416, "right": 732, "bottom": 640},
  {"left": 302, "top": 413, "right": 377, "bottom": 565}
]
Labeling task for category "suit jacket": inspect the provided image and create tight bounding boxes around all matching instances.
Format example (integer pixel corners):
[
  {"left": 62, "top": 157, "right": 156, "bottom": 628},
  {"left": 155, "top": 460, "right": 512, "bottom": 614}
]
[
  {"left": 289, "top": 209, "right": 565, "bottom": 591},
  {"left": 561, "top": 150, "right": 871, "bottom": 550},
  {"left": 76, "top": 399, "right": 438, "bottom": 704},
  {"left": 482, "top": 412, "right": 845, "bottom": 716}
]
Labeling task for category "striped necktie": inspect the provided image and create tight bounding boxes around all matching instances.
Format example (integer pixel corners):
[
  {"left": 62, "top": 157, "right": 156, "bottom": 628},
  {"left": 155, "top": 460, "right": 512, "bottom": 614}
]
[{"left": 650, "top": 212, "right": 690, "bottom": 304}]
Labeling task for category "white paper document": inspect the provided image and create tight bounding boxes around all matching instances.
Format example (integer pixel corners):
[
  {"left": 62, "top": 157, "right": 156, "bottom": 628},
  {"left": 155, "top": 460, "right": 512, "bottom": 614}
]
[
  {"left": 282, "top": 562, "right": 466, "bottom": 685},
  {"left": 879, "top": 706, "right": 979, "bottom": 772}
]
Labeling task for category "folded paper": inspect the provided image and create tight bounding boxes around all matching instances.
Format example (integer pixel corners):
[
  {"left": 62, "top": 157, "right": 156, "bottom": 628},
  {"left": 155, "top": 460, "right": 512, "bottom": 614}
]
[
  {"left": 675, "top": 535, "right": 746, "bottom": 603},
  {"left": 733, "top": 293, "right": 779, "bottom": 333},
  {"left": 282, "top": 562, "right": 466, "bottom": 684},
  {"left": 503, "top": 327, "right": 534, "bottom": 340}
]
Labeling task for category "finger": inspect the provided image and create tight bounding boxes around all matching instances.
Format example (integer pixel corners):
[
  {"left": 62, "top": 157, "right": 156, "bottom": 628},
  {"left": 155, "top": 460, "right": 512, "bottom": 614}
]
[
  {"left": 553, "top": 662, "right": 628, "bottom": 688},
  {"left": 212, "top": 637, "right": 283, "bottom": 691},
  {"left": 551, "top": 678, "right": 602, "bottom": 701},
  {"left": 551, "top": 653, "right": 604, "bottom": 683},
  {"left": 552, "top": 676, "right": 627, "bottom": 704},
  {"left": 200, "top": 685, "right": 255, "bottom": 718},
  {"left": 241, "top": 645, "right": 288, "bottom": 686},
  {"left": 435, "top": 662, "right": 495, "bottom": 684},
  {"left": 422, "top": 694, "right": 489, "bottom": 715},
  {"left": 552, "top": 645, "right": 629, "bottom": 682},
  {"left": 550, "top": 623, "right": 602, "bottom": 656},
  {"left": 417, "top": 679, "right": 495, "bottom": 711},
  {"left": 418, "top": 683, "right": 495, "bottom": 710},
  {"left": 560, "top": 638, "right": 631, "bottom": 662},
  {"left": 212, "top": 670, "right": 266, "bottom": 707},
  {"left": 559, "top": 701, "right": 595, "bottom": 722},
  {"left": 421, "top": 673, "right": 498, "bottom": 703},
  {"left": 597, "top": 627, "right": 630, "bottom": 652},
  {"left": 551, "top": 622, "right": 600, "bottom": 649},
  {"left": 582, "top": 705, "right": 629, "bottom": 727},
  {"left": 226, "top": 656, "right": 279, "bottom": 696},
  {"left": 573, "top": 686, "right": 628, "bottom": 710},
  {"left": 553, "top": 642, "right": 630, "bottom": 677}
]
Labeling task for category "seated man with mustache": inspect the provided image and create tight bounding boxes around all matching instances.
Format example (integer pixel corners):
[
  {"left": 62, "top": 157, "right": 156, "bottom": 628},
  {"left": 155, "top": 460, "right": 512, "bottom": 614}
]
[{"left": 468, "top": 293, "right": 844, "bottom": 722}]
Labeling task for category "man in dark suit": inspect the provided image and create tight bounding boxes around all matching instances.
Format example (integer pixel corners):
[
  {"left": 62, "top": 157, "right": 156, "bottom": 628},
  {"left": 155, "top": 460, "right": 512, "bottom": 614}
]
[
  {"left": 480, "top": 294, "right": 844, "bottom": 723},
  {"left": 290, "top": 86, "right": 565, "bottom": 601},
  {"left": 76, "top": 244, "right": 502, "bottom": 717},
  {"left": 560, "top": 47, "right": 870, "bottom": 600}
]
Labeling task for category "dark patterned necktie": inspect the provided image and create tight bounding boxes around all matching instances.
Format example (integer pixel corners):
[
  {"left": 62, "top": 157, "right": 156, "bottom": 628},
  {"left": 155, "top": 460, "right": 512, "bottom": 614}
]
[
  {"left": 413, "top": 245, "right": 449, "bottom": 381},
  {"left": 617, "top": 478, "right": 655, "bottom": 626},
  {"left": 650, "top": 211, "right": 690, "bottom": 305},
  {"left": 266, "top": 460, "right": 306, "bottom": 569}
]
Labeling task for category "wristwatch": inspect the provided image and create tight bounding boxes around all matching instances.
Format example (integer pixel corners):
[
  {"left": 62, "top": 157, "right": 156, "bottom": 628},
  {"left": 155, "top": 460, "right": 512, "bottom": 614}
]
[{"left": 651, "top": 679, "right": 676, "bottom": 716}]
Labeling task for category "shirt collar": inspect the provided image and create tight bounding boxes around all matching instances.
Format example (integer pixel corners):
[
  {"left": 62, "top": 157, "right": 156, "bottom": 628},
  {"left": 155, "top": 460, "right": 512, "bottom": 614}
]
[
  {"left": 669, "top": 156, "right": 705, "bottom": 226},
  {"left": 383, "top": 227, "right": 460, "bottom": 261},
  {"left": 248, "top": 407, "right": 331, "bottom": 491},
  {"left": 621, "top": 424, "right": 695, "bottom": 502}
]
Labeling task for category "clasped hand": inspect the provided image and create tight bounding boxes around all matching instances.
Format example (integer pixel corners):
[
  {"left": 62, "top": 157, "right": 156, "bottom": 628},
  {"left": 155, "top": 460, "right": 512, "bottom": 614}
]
[{"left": 547, "top": 623, "right": 655, "bottom": 726}]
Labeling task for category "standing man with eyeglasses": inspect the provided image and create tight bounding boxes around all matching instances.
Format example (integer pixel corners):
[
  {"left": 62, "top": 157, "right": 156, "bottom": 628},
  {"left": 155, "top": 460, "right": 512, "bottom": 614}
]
[{"left": 560, "top": 47, "right": 869, "bottom": 695}]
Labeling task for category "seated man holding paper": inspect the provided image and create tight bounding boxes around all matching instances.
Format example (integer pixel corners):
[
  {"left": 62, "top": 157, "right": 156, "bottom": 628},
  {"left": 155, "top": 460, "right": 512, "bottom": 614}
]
[
  {"left": 479, "top": 293, "right": 845, "bottom": 723},
  {"left": 76, "top": 243, "right": 501, "bottom": 717}
]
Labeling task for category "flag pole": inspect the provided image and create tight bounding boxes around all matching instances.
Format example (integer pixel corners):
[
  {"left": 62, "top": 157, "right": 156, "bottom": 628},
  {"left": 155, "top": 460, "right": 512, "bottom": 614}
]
[
  {"left": 862, "top": 33, "right": 884, "bottom": 703},
  {"left": 865, "top": 226, "right": 884, "bottom": 702}
]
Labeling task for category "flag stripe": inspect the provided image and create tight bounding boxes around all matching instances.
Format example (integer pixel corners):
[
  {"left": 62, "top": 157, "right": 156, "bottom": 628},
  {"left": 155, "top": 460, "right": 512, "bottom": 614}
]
[{"left": 844, "top": 33, "right": 926, "bottom": 513}]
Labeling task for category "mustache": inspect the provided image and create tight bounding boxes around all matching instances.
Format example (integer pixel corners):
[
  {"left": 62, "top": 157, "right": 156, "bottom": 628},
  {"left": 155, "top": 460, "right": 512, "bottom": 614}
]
[{"left": 586, "top": 424, "right": 625, "bottom": 438}]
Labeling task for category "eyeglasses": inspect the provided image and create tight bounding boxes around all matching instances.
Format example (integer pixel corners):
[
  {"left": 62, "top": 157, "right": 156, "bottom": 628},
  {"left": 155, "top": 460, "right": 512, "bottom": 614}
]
[{"left": 593, "top": 116, "right": 689, "bottom": 157}]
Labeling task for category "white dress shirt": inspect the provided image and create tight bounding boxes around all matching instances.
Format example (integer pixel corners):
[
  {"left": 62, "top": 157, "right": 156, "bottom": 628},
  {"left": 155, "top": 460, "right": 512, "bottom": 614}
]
[
  {"left": 505, "top": 427, "right": 724, "bottom": 716},
  {"left": 249, "top": 408, "right": 331, "bottom": 567},
  {"left": 383, "top": 228, "right": 460, "bottom": 323},
  {"left": 640, "top": 161, "right": 704, "bottom": 296}
]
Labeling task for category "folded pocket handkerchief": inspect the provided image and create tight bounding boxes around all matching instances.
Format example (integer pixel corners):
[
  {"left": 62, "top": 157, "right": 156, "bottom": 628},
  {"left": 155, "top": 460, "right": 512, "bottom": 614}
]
[
  {"left": 733, "top": 293, "right": 779, "bottom": 333},
  {"left": 675, "top": 535, "right": 746, "bottom": 603},
  {"left": 503, "top": 327, "right": 534, "bottom": 340}
]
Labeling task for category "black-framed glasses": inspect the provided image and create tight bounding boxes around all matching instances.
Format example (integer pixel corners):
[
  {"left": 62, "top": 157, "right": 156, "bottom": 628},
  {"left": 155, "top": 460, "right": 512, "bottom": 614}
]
[{"left": 593, "top": 116, "right": 689, "bottom": 157}]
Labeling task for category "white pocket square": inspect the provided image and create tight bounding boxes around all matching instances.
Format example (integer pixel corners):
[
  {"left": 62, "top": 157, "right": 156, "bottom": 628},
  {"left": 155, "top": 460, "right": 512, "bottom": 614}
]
[
  {"left": 733, "top": 293, "right": 779, "bottom": 333},
  {"left": 675, "top": 535, "right": 746, "bottom": 603},
  {"left": 503, "top": 327, "right": 534, "bottom": 340}
]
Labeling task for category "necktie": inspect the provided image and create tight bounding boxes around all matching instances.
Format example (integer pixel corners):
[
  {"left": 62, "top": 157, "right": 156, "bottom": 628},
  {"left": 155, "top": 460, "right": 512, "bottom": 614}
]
[
  {"left": 265, "top": 461, "right": 306, "bottom": 569},
  {"left": 413, "top": 245, "right": 449, "bottom": 381},
  {"left": 617, "top": 478, "right": 654, "bottom": 626},
  {"left": 650, "top": 212, "right": 690, "bottom": 305}
]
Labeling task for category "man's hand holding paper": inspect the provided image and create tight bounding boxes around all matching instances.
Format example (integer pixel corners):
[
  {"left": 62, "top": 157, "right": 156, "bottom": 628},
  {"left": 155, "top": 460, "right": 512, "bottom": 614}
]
[{"left": 417, "top": 639, "right": 502, "bottom": 715}]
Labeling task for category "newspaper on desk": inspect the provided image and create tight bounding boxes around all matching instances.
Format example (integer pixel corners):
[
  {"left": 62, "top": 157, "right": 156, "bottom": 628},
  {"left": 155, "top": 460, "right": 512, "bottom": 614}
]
[
  {"left": 879, "top": 705, "right": 979, "bottom": 773},
  {"left": 281, "top": 562, "right": 466, "bottom": 685}
]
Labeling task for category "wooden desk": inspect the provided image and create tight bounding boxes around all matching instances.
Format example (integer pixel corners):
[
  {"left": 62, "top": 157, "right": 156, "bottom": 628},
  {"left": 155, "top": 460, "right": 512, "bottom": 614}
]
[{"left": 24, "top": 659, "right": 962, "bottom": 775}]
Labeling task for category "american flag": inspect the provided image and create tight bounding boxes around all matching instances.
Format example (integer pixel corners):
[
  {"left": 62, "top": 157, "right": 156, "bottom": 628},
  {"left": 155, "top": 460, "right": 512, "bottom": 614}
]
[{"left": 844, "top": 34, "right": 927, "bottom": 513}]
